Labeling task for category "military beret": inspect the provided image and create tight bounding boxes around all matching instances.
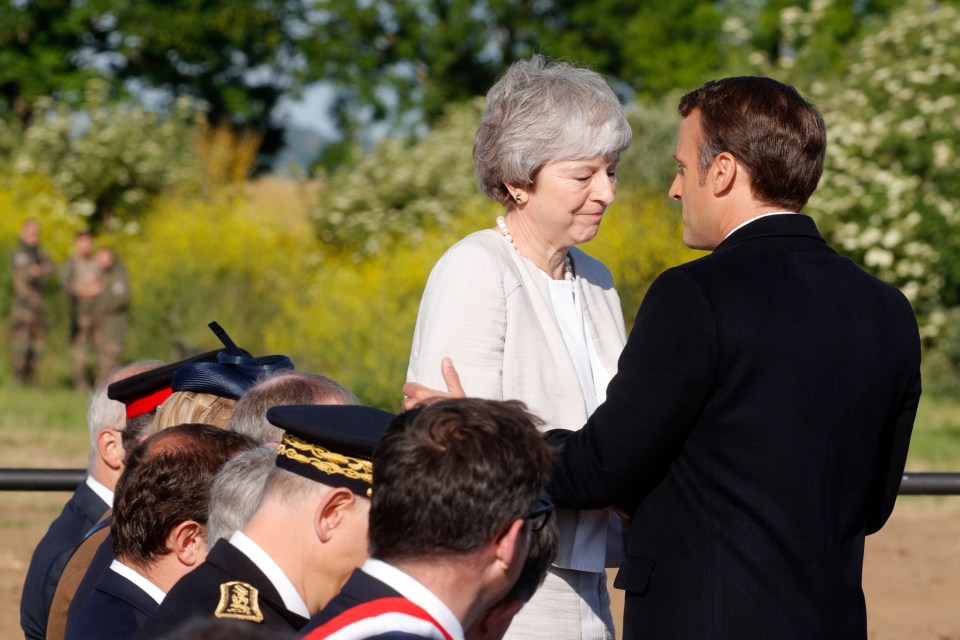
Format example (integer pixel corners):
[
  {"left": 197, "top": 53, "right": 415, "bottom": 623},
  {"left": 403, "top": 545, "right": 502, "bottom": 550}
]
[
  {"left": 107, "top": 350, "right": 221, "bottom": 419},
  {"left": 268, "top": 405, "right": 396, "bottom": 496}
]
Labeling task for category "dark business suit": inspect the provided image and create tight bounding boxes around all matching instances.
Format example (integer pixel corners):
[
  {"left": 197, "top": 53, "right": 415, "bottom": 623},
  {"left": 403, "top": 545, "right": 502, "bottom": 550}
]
[
  {"left": 300, "top": 570, "right": 434, "bottom": 639},
  {"left": 65, "top": 566, "right": 158, "bottom": 640},
  {"left": 21, "top": 479, "right": 109, "bottom": 640},
  {"left": 135, "top": 539, "right": 308, "bottom": 639},
  {"left": 548, "top": 215, "right": 921, "bottom": 640}
]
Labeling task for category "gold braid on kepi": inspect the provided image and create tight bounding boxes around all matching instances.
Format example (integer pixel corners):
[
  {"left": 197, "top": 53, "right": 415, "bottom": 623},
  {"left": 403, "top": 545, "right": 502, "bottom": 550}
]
[{"left": 268, "top": 404, "right": 397, "bottom": 496}]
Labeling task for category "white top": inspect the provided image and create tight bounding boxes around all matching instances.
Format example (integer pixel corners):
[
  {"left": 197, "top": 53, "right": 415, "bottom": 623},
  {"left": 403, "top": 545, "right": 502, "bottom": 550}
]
[
  {"left": 723, "top": 211, "right": 797, "bottom": 240},
  {"left": 229, "top": 530, "right": 310, "bottom": 618},
  {"left": 361, "top": 558, "right": 464, "bottom": 640},
  {"left": 541, "top": 273, "right": 611, "bottom": 413},
  {"left": 109, "top": 559, "right": 165, "bottom": 605},
  {"left": 407, "top": 229, "right": 627, "bottom": 572},
  {"left": 86, "top": 475, "right": 114, "bottom": 508}
]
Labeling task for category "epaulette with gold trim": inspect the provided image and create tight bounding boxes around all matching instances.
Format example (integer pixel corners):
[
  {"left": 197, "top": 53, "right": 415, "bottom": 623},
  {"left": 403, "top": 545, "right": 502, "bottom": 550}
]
[{"left": 215, "top": 580, "right": 264, "bottom": 623}]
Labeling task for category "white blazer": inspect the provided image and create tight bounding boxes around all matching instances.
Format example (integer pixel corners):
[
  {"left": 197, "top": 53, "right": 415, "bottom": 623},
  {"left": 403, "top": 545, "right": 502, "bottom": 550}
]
[{"left": 407, "top": 229, "right": 626, "bottom": 570}]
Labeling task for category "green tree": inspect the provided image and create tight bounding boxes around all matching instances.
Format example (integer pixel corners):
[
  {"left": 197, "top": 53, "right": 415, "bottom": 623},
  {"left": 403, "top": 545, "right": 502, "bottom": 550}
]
[
  {"left": 306, "top": 0, "right": 727, "bottom": 142},
  {"left": 782, "top": 0, "right": 960, "bottom": 339},
  {"left": 0, "top": 0, "right": 315, "bottom": 156},
  {"left": 6, "top": 80, "right": 199, "bottom": 232},
  {"left": 0, "top": 0, "right": 98, "bottom": 123}
]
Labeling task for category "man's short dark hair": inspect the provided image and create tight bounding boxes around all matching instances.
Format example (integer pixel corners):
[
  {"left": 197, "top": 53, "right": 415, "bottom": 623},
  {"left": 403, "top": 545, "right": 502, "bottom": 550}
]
[
  {"left": 229, "top": 372, "right": 359, "bottom": 443},
  {"left": 369, "top": 398, "right": 552, "bottom": 562},
  {"left": 112, "top": 423, "right": 257, "bottom": 566},
  {"left": 678, "top": 76, "right": 826, "bottom": 212}
]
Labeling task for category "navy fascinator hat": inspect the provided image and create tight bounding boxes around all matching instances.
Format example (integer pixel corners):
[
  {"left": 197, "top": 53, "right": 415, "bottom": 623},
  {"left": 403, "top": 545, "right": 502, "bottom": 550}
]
[{"left": 171, "top": 321, "right": 295, "bottom": 399}]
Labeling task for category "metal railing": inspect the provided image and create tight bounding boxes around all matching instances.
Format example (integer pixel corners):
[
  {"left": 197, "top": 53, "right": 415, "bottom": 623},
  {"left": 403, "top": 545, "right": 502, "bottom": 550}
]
[{"left": 1, "top": 468, "right": 959, "bottom": 494}]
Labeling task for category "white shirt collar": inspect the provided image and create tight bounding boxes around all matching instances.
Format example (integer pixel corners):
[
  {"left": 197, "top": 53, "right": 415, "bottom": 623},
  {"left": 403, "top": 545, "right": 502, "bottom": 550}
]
[
  {"left": 723, "top": 211, "right": 797, "bottom": 241},
  {"left": 109, "top": 559, "right": 166, "bottom": 605},
  {"left": 229, "top": 530, "right": 310, "bottom": 618},
  {"left": 362, "top": 558, "right": 465, "bottom": 640},
  {"left": 85, "top": 475, "right": 114, "bottom": 508}
]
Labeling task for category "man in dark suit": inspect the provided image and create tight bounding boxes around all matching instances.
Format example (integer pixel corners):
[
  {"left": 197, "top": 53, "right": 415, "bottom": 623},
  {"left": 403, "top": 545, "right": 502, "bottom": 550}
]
[
  {"left": 543, "top": 77, "right": 922, "bottom": 639},
  {"left": 136, "top": 404, "right": 395, "bottom": 639},
  {"left": 65, "top": 423, "right": 256, "bottom": 639},
  {"left": 21, "top": 361, "right": 161, "bottom": 640},
  {"left": 301, "top": 399, "right": 554, "bottom": 640}
]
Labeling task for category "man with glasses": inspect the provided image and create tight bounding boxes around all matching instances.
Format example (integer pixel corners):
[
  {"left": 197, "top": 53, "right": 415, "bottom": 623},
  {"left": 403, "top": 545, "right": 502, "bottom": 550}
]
[{"left": 300, "top": 398, "right": 554, "bottom": 640}]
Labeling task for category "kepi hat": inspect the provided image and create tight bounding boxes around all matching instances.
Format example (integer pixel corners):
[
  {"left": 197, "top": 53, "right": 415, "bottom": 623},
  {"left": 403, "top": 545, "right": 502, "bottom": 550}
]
[{"left": 268, "top": 405, "right": 395, "bottom": 497}]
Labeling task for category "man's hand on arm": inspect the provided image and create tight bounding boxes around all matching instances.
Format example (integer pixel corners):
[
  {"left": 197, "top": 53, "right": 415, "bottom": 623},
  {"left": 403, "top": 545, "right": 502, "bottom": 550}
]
[{"left": 402, "top": 357, "right": 466, "bottom": 411}]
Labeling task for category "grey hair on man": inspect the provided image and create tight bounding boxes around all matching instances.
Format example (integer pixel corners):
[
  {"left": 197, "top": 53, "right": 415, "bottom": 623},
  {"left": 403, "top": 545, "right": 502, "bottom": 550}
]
[
  {"left": 205, "top": 445, "right": 276, "bottom": 546},
  {"left": 228, "top": 371, "right": 358, "bottom": 444},
  {"left": 87, "top": 361, "right": 164, "bottom": 474},
  {"left": 473, "top": 54, "right": 632, "bottom": 206}
]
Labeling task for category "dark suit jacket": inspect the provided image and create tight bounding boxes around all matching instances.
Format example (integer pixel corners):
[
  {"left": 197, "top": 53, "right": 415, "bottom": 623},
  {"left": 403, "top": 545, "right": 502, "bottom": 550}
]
[
  {"left": 135, "top": 539, "right": 308, "bottom": 639},
  {"left": 21, "top": 479, "right": 109, "bottom": 640},
  {"left": 301, "top": 570, "right": 435, "bottom": 639},
  {"left": 547, "top": 215, "right": 921, "bottom": 640},
  {"left": 65, "top": 565, "right": 158, "bottom": 640}
]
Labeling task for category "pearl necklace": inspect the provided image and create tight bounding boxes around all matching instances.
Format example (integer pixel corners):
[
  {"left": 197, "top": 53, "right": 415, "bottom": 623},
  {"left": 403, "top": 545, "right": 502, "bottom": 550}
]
[{"left": 496, "top": 216, "right": 573, "bottom": 281}]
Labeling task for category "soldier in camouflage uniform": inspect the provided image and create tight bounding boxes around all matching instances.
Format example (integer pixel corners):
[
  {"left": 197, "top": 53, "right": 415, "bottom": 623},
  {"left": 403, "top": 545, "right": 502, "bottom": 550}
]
[
  {"left": 92, "top": 247, "right": 130, "bottom": 381},
  {"left": 62, "top": 232, "right": 104, "bottom": 390},
  {"left": 10, "top": 219, "right": 56, "bottom": 385}
]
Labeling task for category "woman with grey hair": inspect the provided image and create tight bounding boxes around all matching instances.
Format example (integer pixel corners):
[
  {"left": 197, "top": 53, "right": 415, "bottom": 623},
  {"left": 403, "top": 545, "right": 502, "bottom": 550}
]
[{"left": 406, "top": 55, "right": 631, "bottom": 640}]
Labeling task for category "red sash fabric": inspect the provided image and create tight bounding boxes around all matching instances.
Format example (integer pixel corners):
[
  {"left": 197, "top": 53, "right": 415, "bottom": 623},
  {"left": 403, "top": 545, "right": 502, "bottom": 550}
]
[{"left": 303, "top": 596, "right": 453, "bottom": 640}]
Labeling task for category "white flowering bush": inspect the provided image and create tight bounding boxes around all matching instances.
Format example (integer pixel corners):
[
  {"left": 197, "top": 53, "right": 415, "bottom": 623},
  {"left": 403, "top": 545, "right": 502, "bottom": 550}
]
[
  {"left": 308, "top": 99, "right": 489, "bottom": 258},
  {"left": 3, "top": 79, "right": 200, "bottom": 233},
  {"left": 795, "top": 0, "right": 960, "bottom": 338}
]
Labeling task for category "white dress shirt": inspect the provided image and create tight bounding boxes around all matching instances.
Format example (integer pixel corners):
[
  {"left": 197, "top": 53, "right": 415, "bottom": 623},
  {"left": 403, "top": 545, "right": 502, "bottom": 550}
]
[
  {"left": 229, "top": 530, "right": 310, "bottom": 618},
  {"left": 109, "top": 559, "right": 165, "bottom": 605}
]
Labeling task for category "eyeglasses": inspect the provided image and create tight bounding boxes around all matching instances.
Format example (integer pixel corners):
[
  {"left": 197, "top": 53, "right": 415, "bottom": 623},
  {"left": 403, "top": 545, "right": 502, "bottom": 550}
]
[{"left": 525, "top": 498, "right": 554, "bottom": 532}]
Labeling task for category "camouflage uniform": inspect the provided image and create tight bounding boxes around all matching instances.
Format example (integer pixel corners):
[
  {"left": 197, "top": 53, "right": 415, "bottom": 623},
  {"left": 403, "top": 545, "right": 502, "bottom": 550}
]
[
  {"left": 62, "top": 255, "right": 104, "bottom": 389},
  {"left": 92, "top": 257, "right": 130, "bottom": 381},
  {"left": 10, "top": 239, "right": 55, "bottom": 384}
]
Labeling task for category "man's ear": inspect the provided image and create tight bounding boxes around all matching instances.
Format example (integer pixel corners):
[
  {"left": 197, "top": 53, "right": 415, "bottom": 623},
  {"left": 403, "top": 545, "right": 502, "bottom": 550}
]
[
  {"left": 711, "top": 151, "right": 738, "bottom": 196},
  {"left": 494, "top": 518, "right": 527, "bottom": 576},
  {"left": 170, "top": 520, "right": 207, "bottom": 567},
  {"left": 97, "top": 427, "right": 124, "bottom": 472},
  {"left": 313, "top": 488, "right": 356, "bottom": 543}
]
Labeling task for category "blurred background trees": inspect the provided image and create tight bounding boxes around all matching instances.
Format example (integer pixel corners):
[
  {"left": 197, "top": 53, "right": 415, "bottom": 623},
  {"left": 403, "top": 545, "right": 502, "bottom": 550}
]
[{"left": 1, "top": 0, "right": 958, "bottom": 406}]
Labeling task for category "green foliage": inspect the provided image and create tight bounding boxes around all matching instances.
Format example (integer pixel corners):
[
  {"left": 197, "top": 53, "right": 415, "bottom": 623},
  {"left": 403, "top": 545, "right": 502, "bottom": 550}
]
[
  {"left": 0, "top": 0, "right": 317, "bottom": 156},
  {"left": 308, "top": 99, "right": 486, "bottom": 257},
  {"left": 309, "top": 0, "right": 729, "bottom": 141},
  {"left": 0, "top": 0, "right": 98, "bottom": 122},
  {"left": 3, "top": 80, "right": 200, "bottom": 232},
  {"left": 792, "top": 0, "right": 960, "bottom": 340},
  {"left": 110, "top": 193, "right": 315, "bottom": 362}
]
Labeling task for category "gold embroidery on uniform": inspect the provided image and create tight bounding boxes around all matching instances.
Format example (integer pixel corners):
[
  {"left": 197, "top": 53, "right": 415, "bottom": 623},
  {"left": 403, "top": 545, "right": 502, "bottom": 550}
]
[
  {"left": 215, "top": 581, "right": 264, "bottom": 622},
  {"left": 277, "top": 434, "right": 373, "bottom": 485}
]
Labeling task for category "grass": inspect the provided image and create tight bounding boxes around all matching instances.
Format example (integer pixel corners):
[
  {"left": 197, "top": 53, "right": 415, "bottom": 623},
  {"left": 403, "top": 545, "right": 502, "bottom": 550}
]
[
  {"left": 0, "top": 386, "right": 90, "bottom": 468},
  {"left": 906, "top": 395, "right": 960, "bottom": 471},
  {"left": 0, "top": 385, "right": 957, "bottom": 471}
]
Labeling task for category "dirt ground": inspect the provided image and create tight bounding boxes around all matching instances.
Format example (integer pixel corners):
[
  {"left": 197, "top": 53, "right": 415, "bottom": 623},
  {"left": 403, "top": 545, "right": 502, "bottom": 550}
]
[{"left": 2, "top": 496, "right": 958, "bottom": 640}]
